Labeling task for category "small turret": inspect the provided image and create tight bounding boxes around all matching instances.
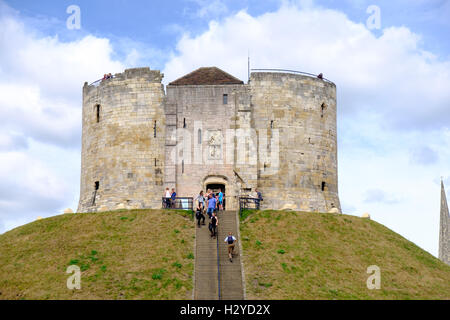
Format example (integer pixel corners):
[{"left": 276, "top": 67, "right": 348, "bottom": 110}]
[{"left": 439, "top": 179, "right": 450, "bottom": 265}]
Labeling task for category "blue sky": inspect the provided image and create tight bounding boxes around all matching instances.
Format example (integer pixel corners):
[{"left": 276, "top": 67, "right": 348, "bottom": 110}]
[
  {"left": 6, "top": 0, "right": 450, "bottom": 68},
  {"left": 0, "top": 0, "right": 449, "bottom": 257}
]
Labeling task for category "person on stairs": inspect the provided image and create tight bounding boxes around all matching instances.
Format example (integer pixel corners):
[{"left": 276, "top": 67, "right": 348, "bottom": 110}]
[
  {"left": 206, "top": 193, "right": 217, "bottom": 219},
  {"left": 195, "top": 190, "right": 205, "bottom": 213},
  {"left": 195, "top": 203, "right": 205, "bottom": 227},
  {"left": 225, "top": 232, "right": 237, "bottom": 262},
  {"left": 209, "top": 212, "right": 218, "bottom": 239},
  {"left": 218, "top": 189, "right": 224, "bottom": 211}
]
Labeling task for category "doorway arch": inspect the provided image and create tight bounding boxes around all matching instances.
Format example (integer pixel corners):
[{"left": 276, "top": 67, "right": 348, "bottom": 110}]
[{"left": 203, "top": 175, "right": 231, "bottom": 210}]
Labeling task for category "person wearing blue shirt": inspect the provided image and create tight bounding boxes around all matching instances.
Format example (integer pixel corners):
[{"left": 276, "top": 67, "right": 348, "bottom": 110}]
[
  {"left": 207, "top": 194, "right": 217, "bottom": 219},
  {"left": 171, "top": 188, "right": 177, "bottom": 208},
  {"left": 218, "top": 189, "right": 224, "bottom": 211}
]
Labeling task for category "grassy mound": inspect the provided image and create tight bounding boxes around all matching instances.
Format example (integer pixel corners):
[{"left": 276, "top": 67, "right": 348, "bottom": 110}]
[
  {"left": 0, "top": 209, "right": 195, "bottom": 300},
  {"left": 240, "top": 210, "right": 450, "bottom": 300}
]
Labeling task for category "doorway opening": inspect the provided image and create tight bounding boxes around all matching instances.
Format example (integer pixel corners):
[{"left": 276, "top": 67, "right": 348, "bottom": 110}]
[
  {"left": 206, "top": 183, "right": 226, "bottom": 209},
  {"left": 207, "top": 183, "right": 225, "bottom": 195}
]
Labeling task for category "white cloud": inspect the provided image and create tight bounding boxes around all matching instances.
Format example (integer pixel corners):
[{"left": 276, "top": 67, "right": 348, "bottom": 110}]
[
  {"left": 0, "top": 12, "right": 125, "bottom": 147},
  {"left": 164, "top": 5, "right": 450, "bottom": 130},
  {"left": 364, "top": 188, "right": 401, "bottom": 204},
  {"left": 0, "top": 3, "right": 126, "bottom": 233},
  {"left": 410, "top": 145, "right": 439, "bottom": 165},
  {"left": 195, "top": 0, "right": 229, "bottom": 18},
  {"left": 163, "top": 3, "right": 450, "bottom": 256}
]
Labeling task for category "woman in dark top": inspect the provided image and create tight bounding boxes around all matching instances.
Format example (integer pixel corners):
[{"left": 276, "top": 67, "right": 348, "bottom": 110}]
[{"left": 209, "top": 213, "right": 218, "bottom": 238}]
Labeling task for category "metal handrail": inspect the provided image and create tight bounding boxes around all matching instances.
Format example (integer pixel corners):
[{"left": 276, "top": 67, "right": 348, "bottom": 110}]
[
  {"left": 251, "top": 68, "right": 334, "bottom": 84},
  {"left": 162, "top": 197, "right": 194, "bottom": 210},
  {"left": 216, "top": 224, "right": 221, "bottom": 300},
  {"left": 88, "top": 75, "right": 115, "bottom": 87},
  {"left": 239, "top": 197, "right": 261, "bottom": 216}
]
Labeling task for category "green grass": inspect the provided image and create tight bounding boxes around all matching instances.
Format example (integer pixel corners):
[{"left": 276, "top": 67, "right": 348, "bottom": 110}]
[
  {"left": 240, "top": 210, "right": 450, "bottom": 300},
  {"left": 0, "top": 209, "right": 195, "bottom": 300},
  {"left": 2, "top": 207, "right": 449, "bottom": 300}
]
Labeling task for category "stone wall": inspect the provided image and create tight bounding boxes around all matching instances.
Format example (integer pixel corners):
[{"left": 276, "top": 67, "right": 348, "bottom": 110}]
[
  {"left": 77, "top": 68, "right": 342, "bottom": 213},
  {"left": 165, "top": 84, "right": 250, "bottom": 210},
  {"left": 250, "top": 72, "right": 341, "bottom": 212},
  {"left": 77, "top": 68, "right": 166, "bottom": 212}
]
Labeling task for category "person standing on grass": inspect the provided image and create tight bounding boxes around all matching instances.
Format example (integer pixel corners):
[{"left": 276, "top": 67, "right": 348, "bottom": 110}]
[
  {"left": 209, "top": 212, "right": 218, "bottom": 238},
  {"left": 206, "top": 193, "right": 216, "bottom": 219},
  {"left": 218, "top": 189, "right": 224, "bottom": 211},
  {"left": 164, "top": 188, "right": 171, "bottom": 208},
  {"left": 255, "top": 188, "right": 263, "bottom": 210},
  {"left": 171, "top": 188, "right": 177, "bottom": 208},
  {"left": 224, "top": 232, "right": 237, "bottom": 262}
]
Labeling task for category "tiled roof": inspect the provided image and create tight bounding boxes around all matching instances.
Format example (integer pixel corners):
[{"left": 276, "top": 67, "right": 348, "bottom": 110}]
[{"left": 168, "top": 67, "right": 244, "bottom": 86}]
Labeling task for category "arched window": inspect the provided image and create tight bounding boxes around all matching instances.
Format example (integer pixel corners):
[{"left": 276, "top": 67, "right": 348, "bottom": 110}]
[{"left": 198, "top": 129, "right": 202, "bottom": 144}]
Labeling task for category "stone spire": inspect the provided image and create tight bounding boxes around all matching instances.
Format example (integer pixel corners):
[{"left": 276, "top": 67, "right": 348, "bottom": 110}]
[{"left": 439, "top": 179, "right": 450, "bottom": 265}]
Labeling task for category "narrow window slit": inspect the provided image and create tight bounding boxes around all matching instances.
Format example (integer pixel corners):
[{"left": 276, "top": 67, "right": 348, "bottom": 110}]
[
  {"left": 223, "top": 94, "right": 228, "bottom": 104},
  {"left": 321, "top": 103, "right": 326, "bottom": 118},
  {"left": 95, "top": 104, "right": 101, "bottom": 123}
]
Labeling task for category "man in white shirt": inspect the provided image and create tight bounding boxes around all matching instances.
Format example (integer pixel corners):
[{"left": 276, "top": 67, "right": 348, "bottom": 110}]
[{"left": 224, "top": 232, "right": 237, "bottom": 262}]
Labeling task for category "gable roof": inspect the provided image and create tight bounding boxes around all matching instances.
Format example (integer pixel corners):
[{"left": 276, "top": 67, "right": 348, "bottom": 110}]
[{"left": 168, "top": 67, "right": 244, "bottom": 86}]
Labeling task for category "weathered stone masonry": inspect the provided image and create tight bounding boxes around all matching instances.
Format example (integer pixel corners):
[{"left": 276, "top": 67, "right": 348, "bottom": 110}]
[
  {"left": 77, "top": 67, "right": 341, "bottom": 213},
  {"left": 78, "top": 68, "right": 165, "bottom": 212}
]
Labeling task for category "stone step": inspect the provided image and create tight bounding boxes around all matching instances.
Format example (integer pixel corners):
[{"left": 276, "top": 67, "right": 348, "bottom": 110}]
[
  {"left": 217, "top": 210, "right": 244, "bottom": 300},
  {"left": 194, "top": 218, "right": 218, "bottom": 300},
  {"left": 193, "top": 210, "right": 244, "bottom": 300}
]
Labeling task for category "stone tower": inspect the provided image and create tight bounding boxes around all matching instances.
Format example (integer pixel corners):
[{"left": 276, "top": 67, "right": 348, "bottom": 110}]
[
  {"left": 77, "top": 66, "right": 341, "bottom": 213},
  {"left": 250, "top": 72, "right": 341, "bottom": 212},
  {"left": 439, "top": 180, "right": 450, "bottom": 265},
  {"left": 77, "top": 68, "right": 166, "bottom": 212}
]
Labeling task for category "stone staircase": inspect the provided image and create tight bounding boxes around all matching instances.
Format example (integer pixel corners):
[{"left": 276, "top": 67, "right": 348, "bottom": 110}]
[{"left": 194, "top": 210, "right": 244, "bottom": 300}]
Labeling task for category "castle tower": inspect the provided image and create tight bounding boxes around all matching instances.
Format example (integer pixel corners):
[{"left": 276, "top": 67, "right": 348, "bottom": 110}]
[
  {"left": 250, "top": 71, "right": 341, "bottom": 212},
  {"left": 439, "top": 180, "right": 450, "bottom": 265},
  {"left": 164, "top": 67, "right": 251, "bottom": 210},
  {"left": 77, "top": 68, "right": 166, "bottom": 212},
  {"left": 77, "top": 66, "right": 341, "bottom": 213}
]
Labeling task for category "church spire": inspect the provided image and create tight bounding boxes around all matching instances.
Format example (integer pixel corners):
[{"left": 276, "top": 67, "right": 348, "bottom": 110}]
[{"left": 439, "top": 179, "right": 450, "bottom": 265}]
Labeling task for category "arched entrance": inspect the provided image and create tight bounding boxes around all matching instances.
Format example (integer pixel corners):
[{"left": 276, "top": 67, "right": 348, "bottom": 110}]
[
  {"left": 206, "top": 183, "right": 226, "bottom": 209},
  {"left": 203, "top": 175, "right": 234, "bottom": 210},
  {"left": 206, "top": 183, "right": 225, "bottom": 195}
]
